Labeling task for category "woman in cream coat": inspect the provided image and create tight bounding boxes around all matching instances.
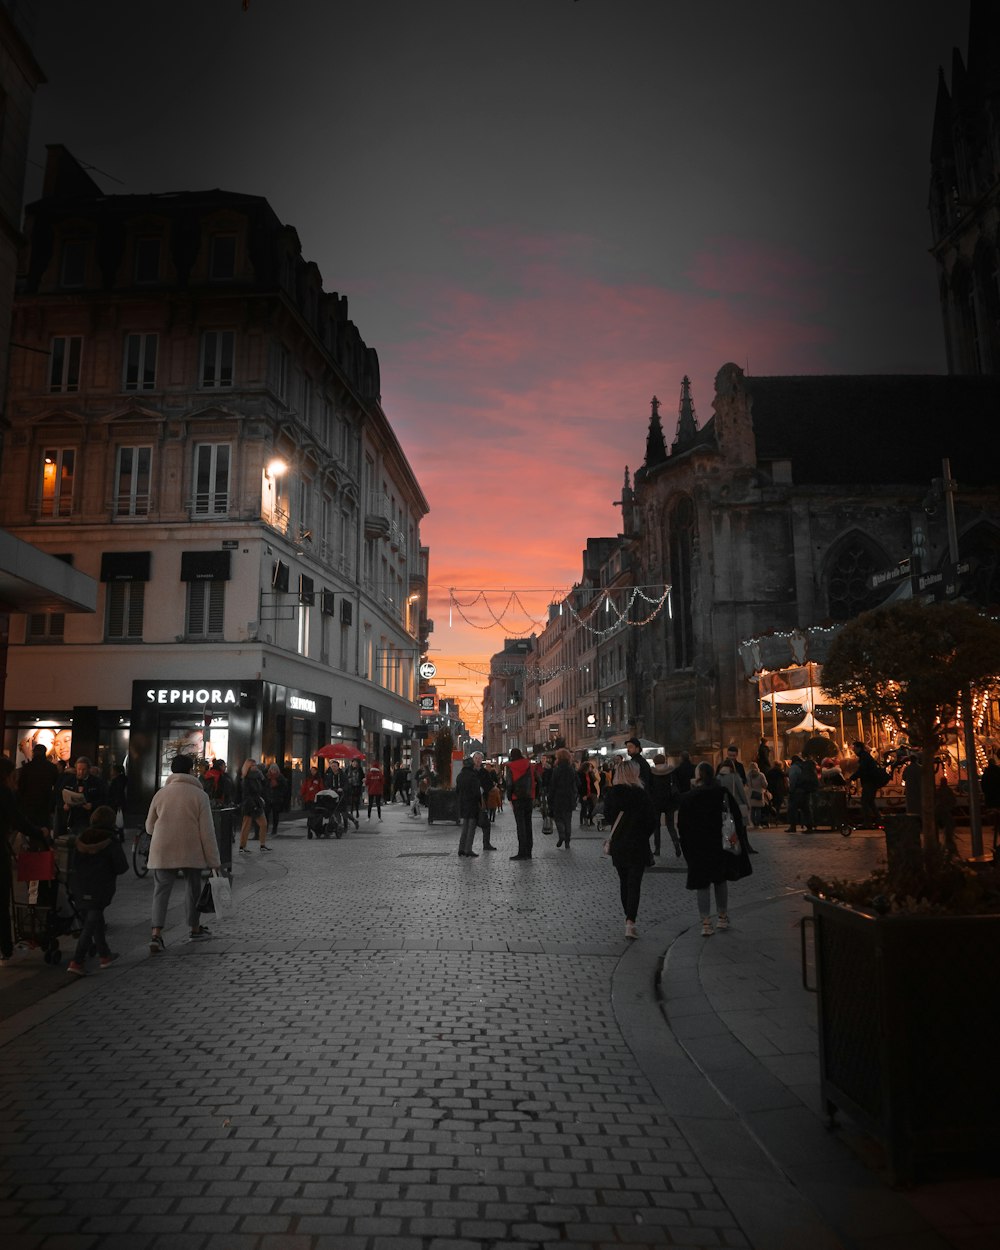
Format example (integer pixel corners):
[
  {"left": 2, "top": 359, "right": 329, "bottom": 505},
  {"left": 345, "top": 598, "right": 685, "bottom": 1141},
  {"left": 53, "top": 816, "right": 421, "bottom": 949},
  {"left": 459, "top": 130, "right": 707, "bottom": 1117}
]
[{"left": 146, "top": 753, "right": 221, "bottom": 953}]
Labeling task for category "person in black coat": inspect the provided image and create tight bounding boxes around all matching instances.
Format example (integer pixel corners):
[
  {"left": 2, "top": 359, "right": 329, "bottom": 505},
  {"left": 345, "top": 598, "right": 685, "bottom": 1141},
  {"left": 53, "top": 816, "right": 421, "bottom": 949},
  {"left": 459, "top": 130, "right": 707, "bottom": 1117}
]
[
  {"left": 548, "top": 748, "right": 579, "bottom": 848},
  {"left": 456, "top": 758, "right": 483, "bottom": 857},
  {"left": 677, "top": 762, "right": 752, "bottom": 937},
  {"left": 67, "top": 805, "right": 126, "bottom": 975},
  {"left": 603, "top": 760, "right": 658, "bottom": 940}
]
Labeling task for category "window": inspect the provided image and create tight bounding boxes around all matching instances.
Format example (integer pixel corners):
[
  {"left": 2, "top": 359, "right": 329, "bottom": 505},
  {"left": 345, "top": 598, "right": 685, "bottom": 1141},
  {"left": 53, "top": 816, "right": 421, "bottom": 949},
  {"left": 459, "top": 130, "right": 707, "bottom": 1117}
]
[
  {"left": 192, "top": 444, "right": 230, "bottom": 516},
  {"left": 302, "top": 376, "right": 313, "bottom": 425},
  {"left": 60, "top": 240, "right": 87, "bottom": 287},
  {"left": 49, "top": 336, "right": 82, "bottom": 392},
  {"left": 200, "top": 330, "right": 234, "bottom": 387},
  {"left": 40, "top": 448, "right": 75, "bottom": 518},
  {"left": 123, "top": 333, "right": 158, "bottom": 391},
  {"left": 186, "top": 581, "right": 225, "bottom": 638},
  {"left": 134, "top": 238, "right": 161, "bottom": 284},
  {"left": 209, "top": 234, "right": 237, "bottom": 280},
  {"left": 827, "top": 535, "right": 890, "bottom": 620},
  {"left": 106, "top": 581, "right": 145, "bottom": 640},
  {"left": 26, "top": 612, "right": 65, "bottom": 643},
  {"left": 668, "top": 497, "right": 695, "bottom": 669},
  {"left": 115, "top": 446, "right": 152, "bottom": 516},
  {"left": 271, "top": 342, "right": 289, "bottom": 400}
]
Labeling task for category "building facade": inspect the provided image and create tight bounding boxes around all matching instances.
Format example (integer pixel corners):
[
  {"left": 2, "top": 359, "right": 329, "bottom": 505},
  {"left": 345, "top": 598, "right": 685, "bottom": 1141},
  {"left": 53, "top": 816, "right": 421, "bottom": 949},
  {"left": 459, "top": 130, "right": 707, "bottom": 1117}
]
[
  {"left": 0, "top": 147, "right": 429, "bottom": 811},
  {"left": 929, "top": 0, "right": 1000, "bottom": 375}
]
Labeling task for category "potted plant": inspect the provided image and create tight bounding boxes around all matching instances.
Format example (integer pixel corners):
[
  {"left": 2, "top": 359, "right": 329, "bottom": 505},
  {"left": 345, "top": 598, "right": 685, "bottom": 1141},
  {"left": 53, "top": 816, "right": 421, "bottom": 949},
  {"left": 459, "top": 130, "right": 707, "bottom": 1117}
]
[
  {"left": 806, "top": 852, "right": 1000, "bottom": 1185},
  {"left": 426, "top": 728, "right": 460, "bottom": 824},
  {"left": 807, "top": 601, "right": 1000, "bottom": 1183}
]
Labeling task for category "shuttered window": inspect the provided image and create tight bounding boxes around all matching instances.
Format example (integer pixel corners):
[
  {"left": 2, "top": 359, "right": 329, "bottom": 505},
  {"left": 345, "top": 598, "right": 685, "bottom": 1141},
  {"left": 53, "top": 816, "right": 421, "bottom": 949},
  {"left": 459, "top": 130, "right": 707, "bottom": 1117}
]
[
  {"left": 187, "top": 581, "right": 225, "bottom": 638},
  {"left": 106, "top": 581, "right": 145, "bottom": 640}
]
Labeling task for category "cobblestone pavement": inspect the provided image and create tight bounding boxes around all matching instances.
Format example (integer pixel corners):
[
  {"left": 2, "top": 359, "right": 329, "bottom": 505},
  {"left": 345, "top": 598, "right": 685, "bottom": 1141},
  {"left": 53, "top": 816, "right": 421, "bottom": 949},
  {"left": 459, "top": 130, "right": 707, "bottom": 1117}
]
[{"left": 0, "top": 804, "right": 890, "bottom": 1249}]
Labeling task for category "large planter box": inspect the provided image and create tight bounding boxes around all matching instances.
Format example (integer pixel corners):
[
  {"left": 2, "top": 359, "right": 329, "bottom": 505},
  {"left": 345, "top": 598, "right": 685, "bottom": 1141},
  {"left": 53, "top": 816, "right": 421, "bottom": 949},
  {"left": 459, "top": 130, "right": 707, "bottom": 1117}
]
[
  {"left": 426, "top": 788, "right": 460, "bottom": 824},
  {"left": 810, "top": 897, "right": 1000, "bottom": 1184}
]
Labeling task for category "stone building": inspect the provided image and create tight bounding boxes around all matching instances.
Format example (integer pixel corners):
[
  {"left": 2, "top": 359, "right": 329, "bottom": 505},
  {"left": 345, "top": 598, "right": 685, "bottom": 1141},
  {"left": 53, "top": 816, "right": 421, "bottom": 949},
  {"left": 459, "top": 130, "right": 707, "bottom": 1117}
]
[
  {"left": 0, "top": 146, "right": 429, "bottom": 811},
  {"left": 929, "top": 0, "right": 1000, "bottom": 375},
  {"left": 625, "top": 367, "right": 1000, "bottom": 760}
]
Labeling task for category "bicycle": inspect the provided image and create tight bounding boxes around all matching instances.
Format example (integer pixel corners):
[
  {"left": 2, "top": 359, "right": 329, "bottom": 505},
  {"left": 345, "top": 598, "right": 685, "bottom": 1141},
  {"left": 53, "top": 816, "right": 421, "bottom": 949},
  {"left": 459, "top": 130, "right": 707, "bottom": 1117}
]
[{"left": 132, "top": 828, "right": 151, "bottom": 877}]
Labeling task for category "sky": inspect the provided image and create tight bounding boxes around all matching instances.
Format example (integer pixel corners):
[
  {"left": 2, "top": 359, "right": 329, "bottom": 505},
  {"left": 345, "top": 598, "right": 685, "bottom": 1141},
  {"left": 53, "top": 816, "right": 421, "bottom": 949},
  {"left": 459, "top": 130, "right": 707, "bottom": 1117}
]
[{"left": 27, "top": 0, "right": 971, "bottom": 736}]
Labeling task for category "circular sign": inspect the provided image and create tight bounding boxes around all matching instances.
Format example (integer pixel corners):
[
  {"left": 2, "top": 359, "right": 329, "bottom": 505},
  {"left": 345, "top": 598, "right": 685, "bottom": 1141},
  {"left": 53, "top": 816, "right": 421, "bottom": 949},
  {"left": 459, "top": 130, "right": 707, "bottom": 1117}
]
[{"left": 418, "top": 661, "right": 437, "bottom": 679}]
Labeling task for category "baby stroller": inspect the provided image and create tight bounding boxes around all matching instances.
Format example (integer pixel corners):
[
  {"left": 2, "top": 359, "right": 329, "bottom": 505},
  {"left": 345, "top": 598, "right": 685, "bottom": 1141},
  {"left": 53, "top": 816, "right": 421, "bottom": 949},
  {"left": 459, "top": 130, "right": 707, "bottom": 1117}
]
[{"left": 308, "top": 789, "right": 356, "bottom": 839}]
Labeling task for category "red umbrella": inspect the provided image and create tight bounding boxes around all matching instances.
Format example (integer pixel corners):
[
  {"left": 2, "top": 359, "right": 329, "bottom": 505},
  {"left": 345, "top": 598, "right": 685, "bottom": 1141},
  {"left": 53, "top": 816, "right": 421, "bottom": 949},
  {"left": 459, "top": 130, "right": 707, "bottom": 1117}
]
[{"left": 317, "top": 742, "right": 365, "bottom": 761}]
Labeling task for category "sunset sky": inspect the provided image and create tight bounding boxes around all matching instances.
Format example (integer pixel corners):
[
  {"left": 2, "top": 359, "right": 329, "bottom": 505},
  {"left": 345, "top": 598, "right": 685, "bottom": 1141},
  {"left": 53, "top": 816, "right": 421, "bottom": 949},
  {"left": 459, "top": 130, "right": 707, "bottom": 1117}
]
[{"left": 28, "top": 1, "right": 969, "bottom": 736}]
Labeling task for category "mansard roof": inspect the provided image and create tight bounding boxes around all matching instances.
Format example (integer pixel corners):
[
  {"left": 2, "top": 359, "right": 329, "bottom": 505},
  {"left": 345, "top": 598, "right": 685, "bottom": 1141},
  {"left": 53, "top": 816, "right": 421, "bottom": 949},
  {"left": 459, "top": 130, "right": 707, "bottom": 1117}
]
[{"left": 744, "top": 373, "right": 1000, "bottom": 487}]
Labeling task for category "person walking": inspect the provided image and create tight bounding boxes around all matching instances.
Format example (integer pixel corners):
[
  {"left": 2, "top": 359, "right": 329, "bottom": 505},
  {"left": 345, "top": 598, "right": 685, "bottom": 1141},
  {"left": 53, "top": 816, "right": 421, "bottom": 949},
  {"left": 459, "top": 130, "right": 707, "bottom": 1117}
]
[
  {"left": 66, "top": 805, "right": 127, "bottom": 976},
  {"left": 981, "top": 752, "right": 1000, "bottom": 848},
  {"left": 506, "top": 747, "right": 535, "bottom": 860},
  {"left": 678, "top": 761, "right": 752, "bottom": 936},
  {"left": 145, "top": 754, "right": 221, "bottom": 953},
  {"left": 456, "top": 757, "right": 482, "bottom": 857},
  {"left": 717, "top": 756, "right": 757, "bottom": 851},
  {"left": 624, "top": 738, "right": 653, "bottom": 789},
  {"left": 577, "top": 760, "right": 596, "bottom": 827},
  {"left": 648, "top": 753, "right": 680, "bottom": 856},
  {"left": 548, "top": 747, "right": 578, "bottom": 848},
  {"left": 365, "top": 760, "right": 385, "bottom": 820},
  {"left": 603, "top": 759, "right": 658, "bottom": 939},
  {"left": 744, "top": 761, "right": 770, "bottom": 828},
  {"left": 237, "top": 759, "right": 269, "bottom": 853},
  {"left": 671, "top": 750, "right": 695, "bottom": 796},
  {"left": 300, "top": 765, "right": 323, "bottom": 837},
  {"left": 265, "top": 764, "right": 290, "bottom": 839},
  {"left": 850, "top": 741, "right": 885, "bottom": 829}
]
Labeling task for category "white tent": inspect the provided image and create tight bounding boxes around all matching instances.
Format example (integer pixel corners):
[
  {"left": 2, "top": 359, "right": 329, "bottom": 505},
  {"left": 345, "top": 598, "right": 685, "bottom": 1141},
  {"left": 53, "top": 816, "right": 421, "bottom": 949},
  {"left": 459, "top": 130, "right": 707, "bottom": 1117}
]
[{"left": 786, "top": 711, "right": 838, "bottom": 734}]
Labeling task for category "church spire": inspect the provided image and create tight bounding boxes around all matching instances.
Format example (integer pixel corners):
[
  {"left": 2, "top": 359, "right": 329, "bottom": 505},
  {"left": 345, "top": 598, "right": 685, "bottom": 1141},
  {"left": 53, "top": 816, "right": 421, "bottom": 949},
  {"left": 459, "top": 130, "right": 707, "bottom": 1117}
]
[
  {"left": 673, "top": 375, "right": 698, "bottom": 449},
  {"left": 643, "top": 395, "right": 668, "bottom": 468}
]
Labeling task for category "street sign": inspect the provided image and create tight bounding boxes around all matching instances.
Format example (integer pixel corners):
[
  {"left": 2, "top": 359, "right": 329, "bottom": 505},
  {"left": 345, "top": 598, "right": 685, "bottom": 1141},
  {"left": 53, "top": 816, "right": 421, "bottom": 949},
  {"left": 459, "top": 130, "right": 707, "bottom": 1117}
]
[
  {"left": 419, "top": 695, "right": 436, "bottom": 711},
  {"left": 918, "top": 560, "right": 971, "bottom": 599},
  {"left": 418, "top": 661, "right": 437, "bottom": 679},
  {"left": 869, "top": 560, "right": 910, "bottom": 591}
]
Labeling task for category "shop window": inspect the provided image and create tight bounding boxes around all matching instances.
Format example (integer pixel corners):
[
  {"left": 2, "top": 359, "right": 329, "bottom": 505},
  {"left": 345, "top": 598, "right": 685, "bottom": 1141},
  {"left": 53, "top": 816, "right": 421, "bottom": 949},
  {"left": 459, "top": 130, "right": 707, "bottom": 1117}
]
[
  {"left": 106, "top": 581, "right": 145, "bottom": 640},
  {"left": 134, "top": 237, "right": 161, "bottom": 284},
  {"left": 200, "top": 330, "right": 234, "bottom": 388},
  {"left": 186, "top": 580, "right": 225, "bottom": 638},
  {"left": 49, "top": 336, "right": 82, "bottom": 393},
  {"left": 26, "top": 612, "right": 65, "bottom": 643},
  {"left": 123, "top": 333, "right": 158, "bottom": 391},
  {"left": 192, "top": 443, "right": 230, "bottom": 516},
  {"left": 39, "top": 448, "right": 75, "bottom": 518},
  {"left": 115, "top": 446, "right": 152, "bottom": 516}
]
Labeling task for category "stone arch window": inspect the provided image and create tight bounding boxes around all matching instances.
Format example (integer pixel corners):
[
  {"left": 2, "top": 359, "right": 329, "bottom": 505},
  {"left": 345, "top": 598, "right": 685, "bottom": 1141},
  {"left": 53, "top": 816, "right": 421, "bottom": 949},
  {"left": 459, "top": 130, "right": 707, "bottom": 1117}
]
[
  {"left": 667, "top": 496, "right": 695, "bottom": 669},
  {"left": 825, "top": 532, "right": 893, "bottom": 621},
  {"left": 960, "top": 522, "right": 1000, "bottom": 612}
]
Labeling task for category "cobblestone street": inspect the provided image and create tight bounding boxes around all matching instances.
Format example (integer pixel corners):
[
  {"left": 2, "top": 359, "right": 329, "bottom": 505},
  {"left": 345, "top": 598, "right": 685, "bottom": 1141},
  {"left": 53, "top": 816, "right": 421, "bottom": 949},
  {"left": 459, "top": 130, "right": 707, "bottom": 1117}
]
[{"left": 2, "top": 804, "right": 969, "bottom": 1250}]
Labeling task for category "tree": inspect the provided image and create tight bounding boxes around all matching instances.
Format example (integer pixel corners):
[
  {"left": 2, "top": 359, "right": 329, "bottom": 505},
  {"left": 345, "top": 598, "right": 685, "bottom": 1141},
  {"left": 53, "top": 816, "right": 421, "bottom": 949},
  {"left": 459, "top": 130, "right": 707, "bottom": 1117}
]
[
  {"left": 822, "top": 600, "right": 1000, "bottom": 851},
  {"left": 433, "top": 728, "right": 455, "bottom": 788}
]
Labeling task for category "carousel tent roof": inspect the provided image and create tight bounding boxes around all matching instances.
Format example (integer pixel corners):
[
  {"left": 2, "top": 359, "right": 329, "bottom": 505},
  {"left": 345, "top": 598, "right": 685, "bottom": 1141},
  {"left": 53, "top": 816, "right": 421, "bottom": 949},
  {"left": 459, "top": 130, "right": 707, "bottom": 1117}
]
[{"left": 786, "top": 711, "right": 838, "bottom": 733}]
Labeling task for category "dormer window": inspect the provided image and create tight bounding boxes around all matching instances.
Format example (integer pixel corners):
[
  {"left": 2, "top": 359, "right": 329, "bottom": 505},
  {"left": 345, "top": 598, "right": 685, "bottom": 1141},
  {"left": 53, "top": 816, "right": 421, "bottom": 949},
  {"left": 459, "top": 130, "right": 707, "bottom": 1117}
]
[
  {"left": 209, "top": 234, "right": 237, "bottom": 280},
  {"left": 60, "top": 240, "right": 87, "bottom": 287},
  {"left": 134, "top": 237, "right": 161, "bottom": 284}
]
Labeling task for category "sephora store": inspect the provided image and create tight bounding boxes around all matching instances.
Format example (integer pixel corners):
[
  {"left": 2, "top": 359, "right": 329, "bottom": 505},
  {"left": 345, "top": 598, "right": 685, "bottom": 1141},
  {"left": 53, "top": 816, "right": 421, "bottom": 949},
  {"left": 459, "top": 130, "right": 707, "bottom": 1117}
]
[{"left": 128, "top": 679, "right": 338, "bottom": 815}]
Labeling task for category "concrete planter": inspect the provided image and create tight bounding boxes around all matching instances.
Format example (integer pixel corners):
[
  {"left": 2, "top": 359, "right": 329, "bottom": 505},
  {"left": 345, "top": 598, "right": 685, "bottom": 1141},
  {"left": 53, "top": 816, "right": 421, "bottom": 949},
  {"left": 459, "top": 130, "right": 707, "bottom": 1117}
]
[{"left": 809, "top": 896, "right": 1000, "bottom": 1184}]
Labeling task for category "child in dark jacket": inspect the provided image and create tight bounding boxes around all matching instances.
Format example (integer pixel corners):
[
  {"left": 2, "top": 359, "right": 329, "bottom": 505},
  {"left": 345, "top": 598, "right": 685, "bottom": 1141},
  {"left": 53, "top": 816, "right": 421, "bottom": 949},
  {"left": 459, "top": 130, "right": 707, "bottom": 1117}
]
[{"left": 67, "top": 805, "right": 126, "bottom": 976}]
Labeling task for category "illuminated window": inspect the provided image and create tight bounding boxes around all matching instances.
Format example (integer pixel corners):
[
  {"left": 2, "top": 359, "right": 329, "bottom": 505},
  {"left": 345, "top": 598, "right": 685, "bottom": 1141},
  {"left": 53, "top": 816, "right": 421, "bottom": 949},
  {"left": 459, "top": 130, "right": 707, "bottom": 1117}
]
[{"left": 40, "top": 448, "right": 75, "bottom": 518}]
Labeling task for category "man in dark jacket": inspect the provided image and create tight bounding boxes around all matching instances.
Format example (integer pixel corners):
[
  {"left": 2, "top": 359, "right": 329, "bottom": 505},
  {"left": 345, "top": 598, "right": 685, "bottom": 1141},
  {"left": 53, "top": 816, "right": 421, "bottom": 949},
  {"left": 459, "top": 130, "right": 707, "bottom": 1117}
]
[
  {"left": 506, "top": 748, "right": 535, "bottom": 860},
  {"left": 472, "top": 753, "right": 497, "bottom": 850},
  {"left": 62, "top": 756, "right": 107, "bottom": 835},
  {"left": 456, "top": 758, "right": 483, "bottom": 857},
  {"left": 624, "top": 738, "right": 653, "bottom": 789},
  {"left": 17, "top": 743, "right": 60, "bottom": 827},
  {"left": 850, "top": 741, "right": 883, "bottom": 828}
]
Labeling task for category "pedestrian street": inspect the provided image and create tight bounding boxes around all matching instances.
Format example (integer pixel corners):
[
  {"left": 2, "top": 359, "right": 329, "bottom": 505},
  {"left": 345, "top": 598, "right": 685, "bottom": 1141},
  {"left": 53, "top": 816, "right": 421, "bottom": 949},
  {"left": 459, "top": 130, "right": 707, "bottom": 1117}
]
[{"left": 1, "top": 802, "right": 888, "bottom": 1250}]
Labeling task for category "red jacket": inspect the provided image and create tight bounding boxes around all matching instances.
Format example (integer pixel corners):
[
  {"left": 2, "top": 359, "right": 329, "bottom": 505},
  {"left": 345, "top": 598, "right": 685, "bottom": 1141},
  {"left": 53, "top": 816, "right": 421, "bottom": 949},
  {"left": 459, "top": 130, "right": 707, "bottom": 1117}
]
[
  {"left": 507, "top": 758, "right": 534, "bottom": 801},
  {"left": 300, "top": 775, "right": 324, "bottom": 805},
  {"left": 366, "top": 765, "right": 384, "bottom": 796}
]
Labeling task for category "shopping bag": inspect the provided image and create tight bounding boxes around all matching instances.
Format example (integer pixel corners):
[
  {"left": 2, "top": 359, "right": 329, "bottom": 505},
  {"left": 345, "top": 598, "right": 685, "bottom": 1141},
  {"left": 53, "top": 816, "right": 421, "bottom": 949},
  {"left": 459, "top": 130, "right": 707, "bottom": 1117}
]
[
  {"left": 196, "top": 880, "right": 215, "bottom": 913},
  {"left": 17, "top": 850, "right": 56, "bottom": 882},
  {"left": 209, "top": 874, "right": 236, "bottom": 921}
]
